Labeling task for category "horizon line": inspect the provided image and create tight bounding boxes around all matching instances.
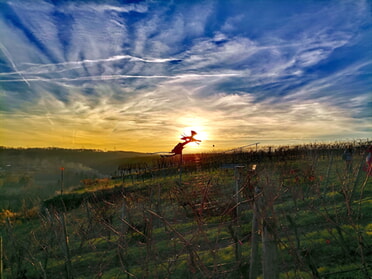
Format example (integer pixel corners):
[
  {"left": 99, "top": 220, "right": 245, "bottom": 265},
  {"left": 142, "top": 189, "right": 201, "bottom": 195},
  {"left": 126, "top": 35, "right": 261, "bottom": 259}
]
[{"left": 1, "top": 138, "right": 370, "bottom": 154}]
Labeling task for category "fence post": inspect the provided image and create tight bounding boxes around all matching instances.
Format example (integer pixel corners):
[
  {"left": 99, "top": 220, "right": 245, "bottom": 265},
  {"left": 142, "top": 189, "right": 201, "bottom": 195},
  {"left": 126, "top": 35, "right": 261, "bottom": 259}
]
[
  {"left": 261, "top": 183, "right": 278, "bottom": 279},
  {"left": 249, "top": 199, "right": 261, "bottom": 279},
  {"left": 261, "top": 215, "right": 278, "bottom": 279},
  {"left": 246, "top": 164, "right": 260, "bottom": 279}
]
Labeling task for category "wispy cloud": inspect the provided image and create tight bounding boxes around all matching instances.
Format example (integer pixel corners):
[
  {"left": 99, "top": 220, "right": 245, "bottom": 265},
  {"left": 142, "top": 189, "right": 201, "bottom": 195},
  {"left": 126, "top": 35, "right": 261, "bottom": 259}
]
[
  {"left": 0, "top": 43, "right": 30, "bottom": 86},
  {"left": 0, "top": 0, "right": 371, "bottom": 151}
]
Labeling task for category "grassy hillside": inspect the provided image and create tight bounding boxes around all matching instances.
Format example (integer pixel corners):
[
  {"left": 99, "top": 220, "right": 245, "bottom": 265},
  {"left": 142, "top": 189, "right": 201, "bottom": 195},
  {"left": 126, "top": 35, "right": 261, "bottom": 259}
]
[
  {"left": 0, "top": 147, "right": 149, "bottom": 211},
  {"left": 1, "top": 143, "right": 371, "bottom": 278}
]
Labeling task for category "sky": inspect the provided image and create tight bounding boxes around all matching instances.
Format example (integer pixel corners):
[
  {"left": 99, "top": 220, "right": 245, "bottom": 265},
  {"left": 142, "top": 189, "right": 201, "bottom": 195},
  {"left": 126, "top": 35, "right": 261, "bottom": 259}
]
[{"left": 0, "top": 0, "right": 371, "bottom": 153}]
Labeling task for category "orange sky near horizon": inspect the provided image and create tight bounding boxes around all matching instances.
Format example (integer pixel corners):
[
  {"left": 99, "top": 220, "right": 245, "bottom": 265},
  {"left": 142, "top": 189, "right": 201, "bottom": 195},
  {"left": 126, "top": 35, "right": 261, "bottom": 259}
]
[
  {"left": 1, "top": 113, "right": 365, "bottom": 154},
  {"left": 1, "top": 1, "right": 371, "bottom": 153}
]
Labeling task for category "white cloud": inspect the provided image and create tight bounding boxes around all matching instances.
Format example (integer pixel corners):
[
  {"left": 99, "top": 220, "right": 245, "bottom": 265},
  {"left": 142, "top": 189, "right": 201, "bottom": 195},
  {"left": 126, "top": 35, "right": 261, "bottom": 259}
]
[
  {"left": 87, "top": 3, "right": 148, "bottom": 14},
  {"left": 0, "top": 0, "right": 371, "bottom": 151}
]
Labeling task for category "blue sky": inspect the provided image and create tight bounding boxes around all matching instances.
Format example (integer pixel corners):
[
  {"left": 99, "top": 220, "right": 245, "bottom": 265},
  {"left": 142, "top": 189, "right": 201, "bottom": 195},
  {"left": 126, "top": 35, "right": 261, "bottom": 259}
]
[{"left": 0, "top": 0, "right": 371, "bottom": 152}]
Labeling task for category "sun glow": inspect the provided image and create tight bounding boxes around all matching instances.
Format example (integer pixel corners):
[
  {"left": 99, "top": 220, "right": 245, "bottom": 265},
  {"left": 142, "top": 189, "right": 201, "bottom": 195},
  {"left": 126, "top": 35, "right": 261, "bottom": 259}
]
[{"left": 181, "top": 126, "right": 208, "bottom": 148}]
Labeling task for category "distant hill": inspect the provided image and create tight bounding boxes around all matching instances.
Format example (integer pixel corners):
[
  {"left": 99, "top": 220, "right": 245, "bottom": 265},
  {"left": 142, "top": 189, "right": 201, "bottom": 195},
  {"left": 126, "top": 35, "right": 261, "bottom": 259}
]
[
  {"left": 0, "top": 147, "right": 150, "bottom": 210},
  {"left": 0, "top": 147, "right": 148, "bottom": 174}
]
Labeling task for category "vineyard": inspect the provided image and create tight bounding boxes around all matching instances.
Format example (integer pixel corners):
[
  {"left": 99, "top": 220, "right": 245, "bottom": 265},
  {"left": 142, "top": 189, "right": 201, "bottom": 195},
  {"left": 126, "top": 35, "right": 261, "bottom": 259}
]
[{"left": 0, "top": 142, "right": 371, "bottom": 278}]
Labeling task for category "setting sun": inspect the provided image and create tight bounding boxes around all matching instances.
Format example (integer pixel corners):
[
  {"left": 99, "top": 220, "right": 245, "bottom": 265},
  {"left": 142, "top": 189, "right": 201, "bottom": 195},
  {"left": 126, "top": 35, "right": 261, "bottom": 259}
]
[
  {"left": 181, "top": 126, "right": 208, "bottom": 148},
  {"left": 0, "top": 1, "right": 370, "bottom": 277},
  {"left": 0, "top": 0, "right": 370, "bottom": 153}
]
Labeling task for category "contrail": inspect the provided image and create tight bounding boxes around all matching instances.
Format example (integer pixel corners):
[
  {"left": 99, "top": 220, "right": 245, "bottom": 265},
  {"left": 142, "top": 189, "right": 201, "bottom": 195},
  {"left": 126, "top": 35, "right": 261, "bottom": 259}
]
[
  {"left": 0, "top": 43, "right": 30, "bottom": 87},
  {"left": 22, "top": 54, "right": 181, "bottom": 68},
  {"left": 0, "top": 72, "right": 241, "bottom": 83},
  {"left": 0, "top": 54, "right": 182, "bottom": 77}
]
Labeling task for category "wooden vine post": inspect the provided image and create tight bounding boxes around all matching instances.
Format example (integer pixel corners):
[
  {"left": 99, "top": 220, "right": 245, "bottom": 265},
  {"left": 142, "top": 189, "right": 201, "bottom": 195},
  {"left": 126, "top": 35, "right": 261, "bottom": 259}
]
[
  {"left": 167, "top": 130, "right": 201, "bottom": 184},
  {"left": 249, "top": 195, "right": 261, "bottom": 279},
  {"left": 261, "top": 197, "right": 278, "bottom": 279},
  {"left": 249, "top": 165, "right": 278, "bottom": 279},
  {"left": 248, "top": 164, "right": 260, "bottom": 279}
]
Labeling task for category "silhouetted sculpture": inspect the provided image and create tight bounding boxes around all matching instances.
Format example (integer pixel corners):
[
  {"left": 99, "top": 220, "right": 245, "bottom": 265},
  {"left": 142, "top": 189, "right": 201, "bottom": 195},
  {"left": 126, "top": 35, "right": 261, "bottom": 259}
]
[{"left": 166, "top": 130, "right": 201, "bottom": 157}]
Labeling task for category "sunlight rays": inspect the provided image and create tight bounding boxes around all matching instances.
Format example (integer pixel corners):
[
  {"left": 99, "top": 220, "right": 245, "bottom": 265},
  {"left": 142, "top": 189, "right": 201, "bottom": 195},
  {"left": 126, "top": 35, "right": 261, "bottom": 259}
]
[{"left": 0, "top": 0, "right": 371, "bottom": 151}]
